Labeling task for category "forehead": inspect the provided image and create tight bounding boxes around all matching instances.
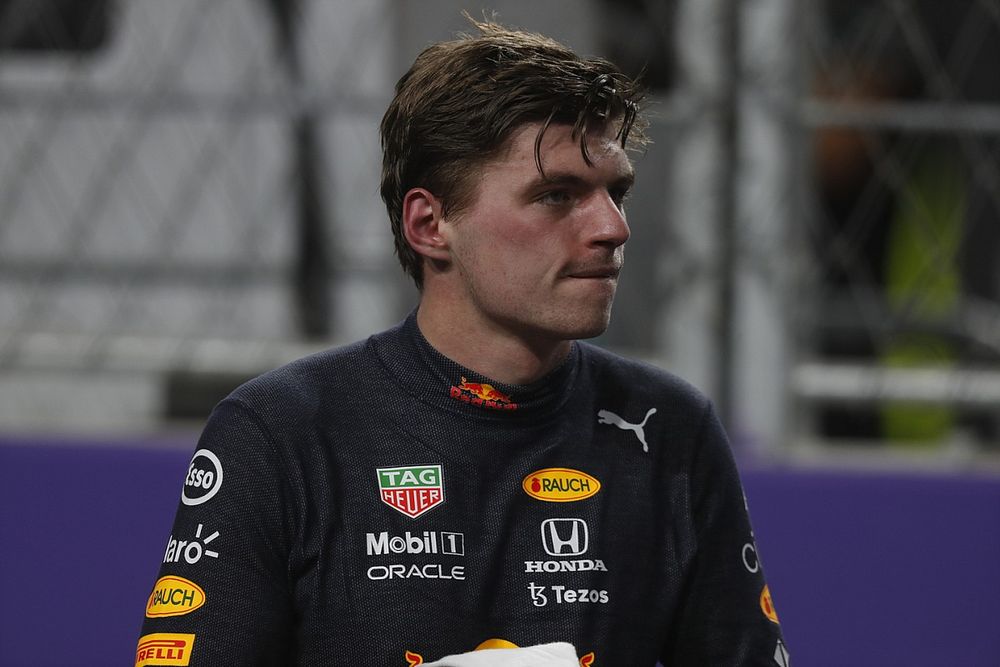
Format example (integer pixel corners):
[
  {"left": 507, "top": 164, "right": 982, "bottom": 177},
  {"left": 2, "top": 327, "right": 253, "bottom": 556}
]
[{"left": 490, "top": 122, "right": 633, "bottom": 181}]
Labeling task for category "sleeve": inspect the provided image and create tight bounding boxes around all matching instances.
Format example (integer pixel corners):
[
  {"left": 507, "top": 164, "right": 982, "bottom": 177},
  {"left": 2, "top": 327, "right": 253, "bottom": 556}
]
[
  {"left": 136, "top": 399, "right": 298, "bottom": 667},
  {"left": 660, "top": 402, "right": 789, "bottom": 666}
]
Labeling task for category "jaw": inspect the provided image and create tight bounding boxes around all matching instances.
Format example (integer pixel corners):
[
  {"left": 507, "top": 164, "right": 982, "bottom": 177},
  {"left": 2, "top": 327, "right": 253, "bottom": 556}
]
[{"left": 511, "top": 292, "right": 617, "bottom": 342}]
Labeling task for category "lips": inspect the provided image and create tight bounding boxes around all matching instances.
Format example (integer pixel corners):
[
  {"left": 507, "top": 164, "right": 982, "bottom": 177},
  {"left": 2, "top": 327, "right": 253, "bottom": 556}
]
[{"left": 564, "top": 265, "right": 621, "bottom": 279}]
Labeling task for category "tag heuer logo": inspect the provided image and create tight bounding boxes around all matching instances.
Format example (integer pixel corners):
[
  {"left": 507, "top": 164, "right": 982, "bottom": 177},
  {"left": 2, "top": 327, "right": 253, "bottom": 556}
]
[{"left": 376, "top": 465, "right": 445, "bottom": 518}]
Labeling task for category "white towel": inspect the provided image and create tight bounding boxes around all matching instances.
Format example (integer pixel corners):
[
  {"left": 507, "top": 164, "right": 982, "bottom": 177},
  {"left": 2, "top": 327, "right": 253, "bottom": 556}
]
[{"left": 421, "top": 642, "right": 580, "bottom": 667}]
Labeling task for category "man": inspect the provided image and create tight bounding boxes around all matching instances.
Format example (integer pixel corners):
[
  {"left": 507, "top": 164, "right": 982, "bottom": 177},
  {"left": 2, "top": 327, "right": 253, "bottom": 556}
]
[{"left": 137, "top": 18, "right": 787, "bottom": 667}]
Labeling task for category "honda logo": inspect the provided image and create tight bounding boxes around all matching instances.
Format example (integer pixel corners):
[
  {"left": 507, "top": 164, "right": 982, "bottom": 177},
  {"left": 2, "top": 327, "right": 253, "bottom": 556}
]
[{"left": 540, "top": 518, "right": 588, "bottom": 557}]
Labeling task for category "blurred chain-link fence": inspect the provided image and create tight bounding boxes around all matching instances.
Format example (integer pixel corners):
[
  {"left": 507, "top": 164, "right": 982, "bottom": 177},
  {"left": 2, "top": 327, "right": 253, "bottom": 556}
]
[
  {"left": 793, "top": 0, "right": 1000, "bottom": 462},
  {"left": 1, "top": 0, "right": 997, "bottom": 462}
]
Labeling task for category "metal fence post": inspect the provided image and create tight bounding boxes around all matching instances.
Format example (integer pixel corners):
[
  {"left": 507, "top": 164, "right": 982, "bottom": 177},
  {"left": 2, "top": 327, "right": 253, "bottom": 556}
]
[{"left": 733, "top": 0, "right": 800, "bottom": 453}]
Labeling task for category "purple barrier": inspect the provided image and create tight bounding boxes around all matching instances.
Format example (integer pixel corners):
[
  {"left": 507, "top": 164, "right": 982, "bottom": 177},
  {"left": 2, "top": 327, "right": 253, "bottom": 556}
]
[
  {"left": 0, "top": 437, "right": 192, "bottom": 667},
  {"left": 2, "top": 437, "right": 999, "bottom": 666},
  {"left": 744, "top": 466, "right": 1000, "bottom": 667}
]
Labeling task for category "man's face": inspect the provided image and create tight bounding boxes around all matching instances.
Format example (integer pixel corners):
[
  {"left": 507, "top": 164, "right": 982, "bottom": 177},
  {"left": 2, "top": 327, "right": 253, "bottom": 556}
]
[{"left": 441, "top": 122, "right": 634, "bottom": 345}]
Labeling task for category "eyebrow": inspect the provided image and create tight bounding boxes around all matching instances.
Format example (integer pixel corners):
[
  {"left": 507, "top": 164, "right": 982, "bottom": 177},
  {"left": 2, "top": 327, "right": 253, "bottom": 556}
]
[{"left": 526, "top": 170, "right": 635, "bottom": 192}]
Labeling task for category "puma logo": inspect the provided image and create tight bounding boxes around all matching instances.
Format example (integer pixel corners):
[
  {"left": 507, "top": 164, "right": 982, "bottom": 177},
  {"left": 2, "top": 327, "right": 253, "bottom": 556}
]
[{"left": 597, "top": 408, "right": 657, "bottom": 453}]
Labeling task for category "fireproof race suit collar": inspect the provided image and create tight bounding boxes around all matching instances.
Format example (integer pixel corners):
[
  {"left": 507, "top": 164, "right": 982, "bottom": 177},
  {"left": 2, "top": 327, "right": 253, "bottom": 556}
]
[{"left": 368, "top": 311, "right": 581, "bottom": 422}]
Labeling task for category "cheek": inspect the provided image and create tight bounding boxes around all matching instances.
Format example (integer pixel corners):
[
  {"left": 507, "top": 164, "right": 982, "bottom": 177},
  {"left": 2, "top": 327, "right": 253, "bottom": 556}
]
[
  {"left": 484, "top": 221, "right": 536, "bottom": 250},
  {"left": 490, "top": 240, "right": 554, "bottom": 284},
  {"left": 462, "top": 227, "right": 530, "bottom": 268},
  {"left": 452, "top": 205, "right": 562, "bottom": 283}
]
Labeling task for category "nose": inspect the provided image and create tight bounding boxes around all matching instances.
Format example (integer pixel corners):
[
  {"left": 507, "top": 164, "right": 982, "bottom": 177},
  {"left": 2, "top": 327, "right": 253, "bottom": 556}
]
[{"left": 588, "top": 192, "right": 630, "bottom": 249}]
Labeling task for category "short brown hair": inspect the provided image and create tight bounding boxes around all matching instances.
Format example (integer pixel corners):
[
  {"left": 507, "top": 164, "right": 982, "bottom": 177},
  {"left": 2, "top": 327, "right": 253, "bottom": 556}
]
[{"left": 380, "top": 17, "right": 647, "bottom": 288}]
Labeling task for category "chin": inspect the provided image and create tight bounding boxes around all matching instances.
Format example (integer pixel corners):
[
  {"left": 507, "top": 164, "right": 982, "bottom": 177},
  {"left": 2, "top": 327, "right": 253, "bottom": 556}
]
[
  {"left": 497, "top": 299, "right": 615, "bottom": 344},
  {"left": 548, "top": 308, "right": 613, "bottom": 341},
  {"left": 569, "top": 320, "right": 611, "bottom": 340}
]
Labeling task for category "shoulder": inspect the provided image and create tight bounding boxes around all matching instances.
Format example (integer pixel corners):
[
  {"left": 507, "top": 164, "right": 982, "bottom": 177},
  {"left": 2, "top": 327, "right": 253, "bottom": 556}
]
[
  {"left": 576, "top": 342, "right": 719, "bottom": 457},
  {"left": 222, "top": 338, "right": 374, "bottom": 421},
  {"left": 577, "top": 342, "right": 709, "bottom": 413}
]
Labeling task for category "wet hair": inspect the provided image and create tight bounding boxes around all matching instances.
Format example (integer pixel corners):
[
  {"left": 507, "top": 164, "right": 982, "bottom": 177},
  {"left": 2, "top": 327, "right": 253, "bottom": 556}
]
[{"left": 379, "top": 16, "right": 648, "bottom": 288}]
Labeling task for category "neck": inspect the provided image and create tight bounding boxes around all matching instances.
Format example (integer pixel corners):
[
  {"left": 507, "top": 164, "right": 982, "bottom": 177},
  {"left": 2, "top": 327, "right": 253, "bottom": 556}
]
[{"left": 416, "top": 294, "right": 572, "bottom": 386}]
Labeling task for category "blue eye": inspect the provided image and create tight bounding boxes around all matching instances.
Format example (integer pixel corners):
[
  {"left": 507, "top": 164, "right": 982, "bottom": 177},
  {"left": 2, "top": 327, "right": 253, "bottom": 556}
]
[{"left": 538, "top": 190, "right": 572, "bottom": 206}]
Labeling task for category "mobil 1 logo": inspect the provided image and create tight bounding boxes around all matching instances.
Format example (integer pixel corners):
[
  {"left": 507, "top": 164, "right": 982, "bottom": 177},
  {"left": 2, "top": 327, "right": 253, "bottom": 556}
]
[
  {"left": 364, "top": 530, "right": 466, "bottom": 582},
  {"left": 366, "top": 530, "right": 465, "bottom": 557},
  {"left": 182, "top": 449, "right": 223, "bottom": 506}
]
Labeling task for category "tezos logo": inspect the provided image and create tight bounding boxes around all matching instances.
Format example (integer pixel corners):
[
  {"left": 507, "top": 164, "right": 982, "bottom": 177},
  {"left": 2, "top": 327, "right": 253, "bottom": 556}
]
[
  {"left": 376, "top": 464, "right": 445, "bottom": 518},
  {"left": 182, "top": 449, "right": 223, "bottom": 506},
  {"left": 528, "top": 582, "right": 609, "bottom": 607},
  {"left": 523, "top": 468, "right": 600, "bottom": 502}
]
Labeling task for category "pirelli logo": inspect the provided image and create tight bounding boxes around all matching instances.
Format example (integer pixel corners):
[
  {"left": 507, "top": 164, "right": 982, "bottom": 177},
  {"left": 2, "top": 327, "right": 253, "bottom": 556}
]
[{"left": 135, "top": 633, "right": 195, "bottom": 667}]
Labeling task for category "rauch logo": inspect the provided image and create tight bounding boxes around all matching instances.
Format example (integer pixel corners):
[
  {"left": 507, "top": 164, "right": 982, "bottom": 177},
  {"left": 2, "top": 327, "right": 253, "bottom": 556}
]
[
  {"left": 523, "top": 468, "right": 601, "bottom": 502},
  {"left": 146, "top": 576, "right": 206, "bottom": 618}
]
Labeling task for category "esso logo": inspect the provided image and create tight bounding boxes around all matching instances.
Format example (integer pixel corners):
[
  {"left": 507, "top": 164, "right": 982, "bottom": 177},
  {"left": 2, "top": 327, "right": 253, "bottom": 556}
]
[{"left": 182, "top": 449, "right": 223, "bottom": 506}]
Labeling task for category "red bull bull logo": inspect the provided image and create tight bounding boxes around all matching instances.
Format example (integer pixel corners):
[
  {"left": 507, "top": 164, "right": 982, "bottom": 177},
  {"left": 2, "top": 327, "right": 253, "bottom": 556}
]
[
  {"left": 404, "top": 641, "right": 595, "bottom": 665},
  {"left": 449, "top": 376, "right": 518, "bottom": 411},
  {"left": 760, "top": 584, "right": 780, "bottom": 624}
]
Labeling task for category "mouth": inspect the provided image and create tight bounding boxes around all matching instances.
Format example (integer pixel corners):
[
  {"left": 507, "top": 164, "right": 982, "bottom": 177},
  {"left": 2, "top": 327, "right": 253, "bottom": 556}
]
[{"left": 564, "top": 265, "right": 621, "bottom": 280}]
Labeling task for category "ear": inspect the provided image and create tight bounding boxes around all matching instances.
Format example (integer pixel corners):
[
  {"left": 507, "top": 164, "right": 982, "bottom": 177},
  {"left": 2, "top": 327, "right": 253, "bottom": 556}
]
[{"left": 402, "top": 187, "right": 451, "bottom": 262}]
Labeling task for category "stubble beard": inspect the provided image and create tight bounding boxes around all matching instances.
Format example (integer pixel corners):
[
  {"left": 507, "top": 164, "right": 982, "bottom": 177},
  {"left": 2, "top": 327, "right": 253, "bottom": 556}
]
[{"left": 506, "top": 286, "right": 617, "bottom": 344}]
